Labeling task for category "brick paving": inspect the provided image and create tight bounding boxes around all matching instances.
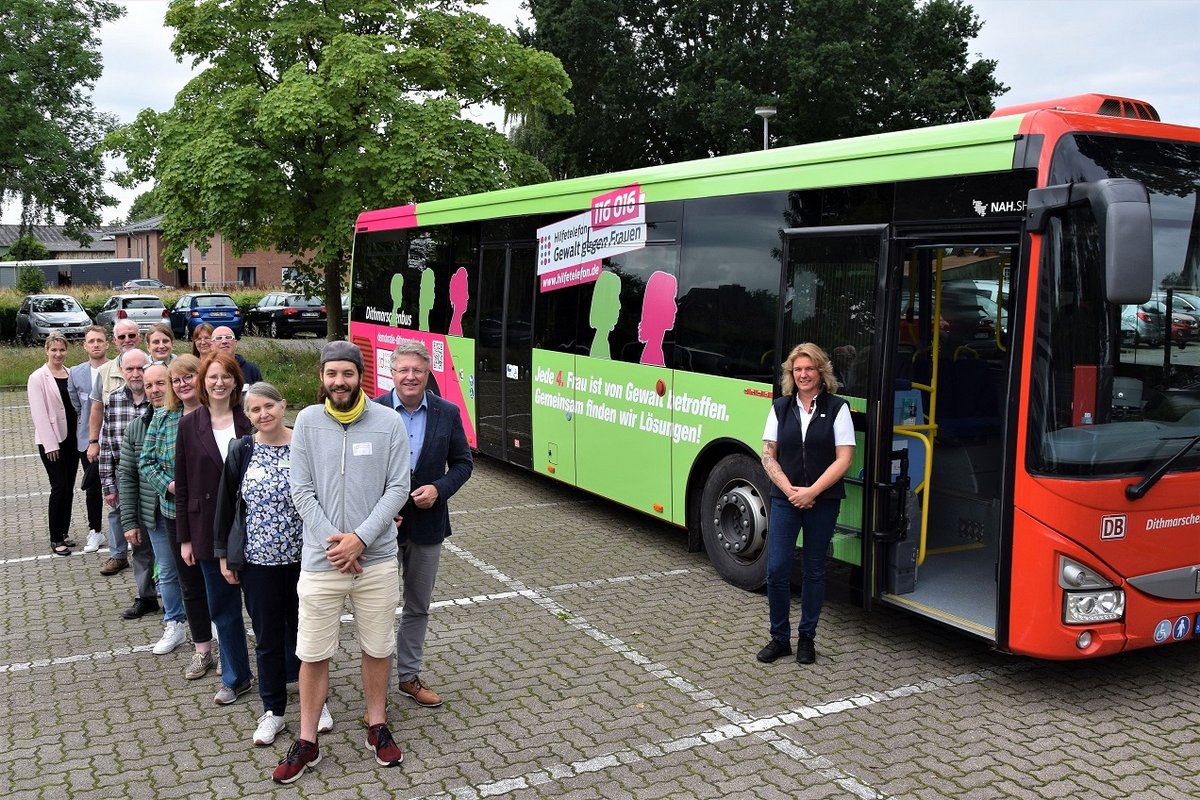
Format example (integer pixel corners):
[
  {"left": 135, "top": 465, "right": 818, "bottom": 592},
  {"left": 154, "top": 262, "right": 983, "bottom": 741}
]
[{"left": 2, "top": 390, "right": 1199, "bottom": 799}]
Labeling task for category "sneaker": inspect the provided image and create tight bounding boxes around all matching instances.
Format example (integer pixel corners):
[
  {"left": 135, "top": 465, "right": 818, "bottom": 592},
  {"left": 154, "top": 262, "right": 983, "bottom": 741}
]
[
  {"left": 153, "top": 621, "right": 188, "bottom": 655},
  {"left": 272, "top": 739, "right": 320, "bottom": 784},
  {"left": 83, "top": 530, "right": 104, "bottom": 553},
  {"left": 254, "top": 712, "right": 287, "bottom": 746},
  {"left": 99, "top": 557, "right": 129, "bottom": 576},
  {"left": 398, "top": 676, "right": 443, "bottom": 707},
  {"left": 795, "top": 635, "right": 817, "bottom": 665},
  {"left": 318, "top": 702, "right": 334, "bottom": 734},
  {"left": 366, "top": 723, "right": 404, "bottom": 767},
  {"left": 184, "top": 650, "right": 216, "bottom": 680},
  {"left": 214, "top": 678, "right": 254, "bottom": 705},
  {"left": 756, "top": 639, "right": 792, "bottom": 663}
]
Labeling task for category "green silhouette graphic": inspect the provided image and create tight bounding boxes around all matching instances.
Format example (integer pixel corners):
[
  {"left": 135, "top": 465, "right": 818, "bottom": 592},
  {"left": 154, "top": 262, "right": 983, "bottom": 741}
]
[
  {"left": 389, "top": 273, "right": 405, "bottom": 327},
  {"left": 419, "top": 269, "right": 435, "bottom": 331},
  {"left": 588, "top": 270, "right": 622, "bottom": 359}
]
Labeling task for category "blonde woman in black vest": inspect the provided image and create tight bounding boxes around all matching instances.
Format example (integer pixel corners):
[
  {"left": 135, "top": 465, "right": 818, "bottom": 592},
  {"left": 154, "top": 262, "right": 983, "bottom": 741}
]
[{"left": 758, "top": 343, "right": 855, "bottom": 665}]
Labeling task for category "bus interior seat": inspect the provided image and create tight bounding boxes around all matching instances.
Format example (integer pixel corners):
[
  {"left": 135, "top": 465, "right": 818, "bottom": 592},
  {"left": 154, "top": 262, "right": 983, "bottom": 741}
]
[{"left": 936, "top": 345, "right": 1001, "bottom": 441}]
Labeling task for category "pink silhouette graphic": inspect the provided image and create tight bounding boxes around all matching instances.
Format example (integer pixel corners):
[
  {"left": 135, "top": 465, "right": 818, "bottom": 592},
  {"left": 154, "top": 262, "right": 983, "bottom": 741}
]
[
  {"left": 449, "top": 266, "right": 469, "bottom": 336},
  {"left": 638, "top": 271, "right": 677, "bottom": 367}
]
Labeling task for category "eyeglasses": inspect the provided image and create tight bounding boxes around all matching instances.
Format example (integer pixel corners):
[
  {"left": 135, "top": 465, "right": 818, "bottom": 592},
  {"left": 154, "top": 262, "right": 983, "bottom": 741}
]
[
  {"left": 212, "top": 335, "right": 235, "bottom": 341},
  {"left": 170, "top": 374, "right": 196, "bottom": 386},
  {"left": 115, "top": 334, "right": 139, "bottom": 341}
]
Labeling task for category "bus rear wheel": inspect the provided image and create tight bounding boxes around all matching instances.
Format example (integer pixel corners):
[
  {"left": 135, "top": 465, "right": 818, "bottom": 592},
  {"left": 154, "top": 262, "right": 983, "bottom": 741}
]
[{"left": 700, "top": 453, "right": 769, "bottom": 591}]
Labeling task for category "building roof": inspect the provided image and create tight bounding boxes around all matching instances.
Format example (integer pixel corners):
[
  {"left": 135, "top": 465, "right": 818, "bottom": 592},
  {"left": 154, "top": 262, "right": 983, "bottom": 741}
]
[
  {"left": 108, "top": 215, "right": 165, "bottom": 234},
  {"left": 0, "top": 224, "right": 116, "bottom": 254}
]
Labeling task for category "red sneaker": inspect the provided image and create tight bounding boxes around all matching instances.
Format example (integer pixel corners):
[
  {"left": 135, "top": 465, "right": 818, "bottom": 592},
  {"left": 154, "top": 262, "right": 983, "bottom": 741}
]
[
  {"left": 272, "top": 739, "right": 321, "bottom": 784},
  {"left": 366, "top": 723, "right": 404, "bottom": 767}
]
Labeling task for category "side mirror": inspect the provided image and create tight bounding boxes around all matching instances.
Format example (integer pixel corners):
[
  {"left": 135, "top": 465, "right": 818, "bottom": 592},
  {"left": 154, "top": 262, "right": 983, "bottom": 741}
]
[{"left": 1026, "top": 178, "right": 1153, "bottom": 305}]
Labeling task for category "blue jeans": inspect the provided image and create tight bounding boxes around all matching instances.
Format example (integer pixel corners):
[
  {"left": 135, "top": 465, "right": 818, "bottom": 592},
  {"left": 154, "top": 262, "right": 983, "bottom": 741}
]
[
  {"left": 767, "top": 495, "right": 842, "bottom": 642},
  {"left": 146, "top": 512, "right": 185, "bottom": 624},
  {"left": 107, "top": 508, "right": 128, "bottom": 560},
  {"left": 199, "top": 559, "right": 253, "bottom": 689},
  {"left": 240, "top": 562, "right": 301, "bottom": 715}
]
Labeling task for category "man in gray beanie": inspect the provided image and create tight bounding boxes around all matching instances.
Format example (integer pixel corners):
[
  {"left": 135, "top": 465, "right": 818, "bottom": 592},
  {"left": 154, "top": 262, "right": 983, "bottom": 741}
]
[{"left": 274, "top": 339, "right": 410, "bottom": 783}]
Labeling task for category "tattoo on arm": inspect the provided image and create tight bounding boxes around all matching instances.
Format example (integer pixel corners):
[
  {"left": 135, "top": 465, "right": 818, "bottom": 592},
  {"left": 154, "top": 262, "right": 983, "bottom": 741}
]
[{"left": 761, "top": 441, "right": 789, "bottom": 489}]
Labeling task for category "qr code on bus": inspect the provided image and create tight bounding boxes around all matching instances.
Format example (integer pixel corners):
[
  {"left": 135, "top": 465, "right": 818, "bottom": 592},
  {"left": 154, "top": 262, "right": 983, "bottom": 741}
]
[{"left": 431, "top": 340, "right": 445, "bottom": 373}]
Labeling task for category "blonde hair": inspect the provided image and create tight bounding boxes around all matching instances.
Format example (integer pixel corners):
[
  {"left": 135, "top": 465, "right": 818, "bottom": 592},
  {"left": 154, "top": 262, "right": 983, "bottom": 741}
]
[
  {"left": 780, "top": 343, "right": 836, "bottom": 396},
  {"left": 165, "top": 354, "right": 201, "bottom": 411}
]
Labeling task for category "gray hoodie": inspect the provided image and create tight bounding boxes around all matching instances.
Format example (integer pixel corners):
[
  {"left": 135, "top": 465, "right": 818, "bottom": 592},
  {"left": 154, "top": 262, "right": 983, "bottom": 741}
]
[{"left": 290, "top": 398, "right": 410, "bottom": 572}]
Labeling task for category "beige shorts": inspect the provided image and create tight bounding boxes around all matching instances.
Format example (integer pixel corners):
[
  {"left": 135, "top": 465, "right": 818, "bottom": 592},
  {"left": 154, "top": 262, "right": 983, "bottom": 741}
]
[{"left": 296, "top": 560, "right": 400, "bottom": 662}]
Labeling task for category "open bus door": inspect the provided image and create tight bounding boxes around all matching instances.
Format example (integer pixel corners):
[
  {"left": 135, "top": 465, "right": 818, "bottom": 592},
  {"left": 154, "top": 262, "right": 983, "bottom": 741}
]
[
  {"left": 476, "top": 245, "right": 535, "bottom": 469},
  {"left": 877, "top": 240, "right": 1018, "bottom": 643}
]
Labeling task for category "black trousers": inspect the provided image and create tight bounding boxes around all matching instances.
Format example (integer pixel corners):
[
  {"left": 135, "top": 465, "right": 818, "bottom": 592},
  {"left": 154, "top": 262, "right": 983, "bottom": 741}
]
[
  {"left": 38, "top": 443, "right": 79, "bottom": 544},
  {"left": 240, "top": 562, "right": 301, "bottom": 715},
  {"left": 165, "top": 515, "right": 213, "bottom": 644}
]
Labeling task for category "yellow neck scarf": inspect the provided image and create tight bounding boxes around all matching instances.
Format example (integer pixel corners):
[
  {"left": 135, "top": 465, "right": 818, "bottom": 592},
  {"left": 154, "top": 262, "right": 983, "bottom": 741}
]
[{"left": 325, "top": 388, "right": 366, "bottom": 425}]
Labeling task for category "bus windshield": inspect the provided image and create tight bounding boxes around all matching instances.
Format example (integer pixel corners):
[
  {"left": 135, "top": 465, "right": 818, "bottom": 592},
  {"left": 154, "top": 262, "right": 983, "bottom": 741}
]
[{"left": 1030, "top": 134, "right": 1200, "bottom": 478}]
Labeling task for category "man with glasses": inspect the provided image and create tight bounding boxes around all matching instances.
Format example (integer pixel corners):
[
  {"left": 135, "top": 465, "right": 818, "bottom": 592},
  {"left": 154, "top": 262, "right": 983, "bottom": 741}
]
[
  {"left": 211, "top": 325, "right": 262, "bottom": 389},
  {"left": 97, "top": 349, "right": 152, "bottom": 583},
  {"left": 374, "top": 339, "right": 472, "bottom": 709},
  {"left": 87, "top": 320, "right": 146, "bottom": 570}
]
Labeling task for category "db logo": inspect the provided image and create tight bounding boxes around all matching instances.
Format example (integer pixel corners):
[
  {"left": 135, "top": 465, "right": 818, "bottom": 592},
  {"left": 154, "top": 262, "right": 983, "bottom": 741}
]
[{"left": 1100, "top": 514, "right": 1127, "bottom": 540}]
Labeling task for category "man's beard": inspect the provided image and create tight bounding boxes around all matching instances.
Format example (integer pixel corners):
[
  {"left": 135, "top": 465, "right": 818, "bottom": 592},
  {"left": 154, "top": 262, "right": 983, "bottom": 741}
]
[{"left": 328, "top": 385, "right": 362, "bottom": 412}]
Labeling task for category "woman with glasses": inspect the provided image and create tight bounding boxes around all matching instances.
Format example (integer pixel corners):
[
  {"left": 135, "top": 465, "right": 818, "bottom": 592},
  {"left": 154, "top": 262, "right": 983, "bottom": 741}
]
[
  {"left": 176, "top": 352, "right": 254, "bottom": 705},
  {"left": 191, "top": 322, "right": 215, "bottom": 359},
  {"left": 141, "top": 355, "right": 215, "bottom": 674},
  {"left": 146, "top": 322, "right": 177, "bottom": 366},
  {"left": 28, "top": 332, "right": 81, "bottom": 556}
]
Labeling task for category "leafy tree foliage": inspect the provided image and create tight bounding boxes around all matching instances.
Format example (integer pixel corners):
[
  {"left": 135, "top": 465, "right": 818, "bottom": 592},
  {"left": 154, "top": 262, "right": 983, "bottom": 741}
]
[
  {"left": 0, "top": 0, "right": 121, "bottom": 238},
  {"left": 107, "top": 0, "right": 570, "bottom": 337},
  {"left": 15, "top": 264, "right": 48, "bottom": 294},
  {"left": 124, "top": 189, "right": 162, "bottom": 224},
  {"left": 5, "top": 235, "right": 51, "bottom": 262},
  {"left": 515, "top": 0, "right": 1005, "bottom": 177}
]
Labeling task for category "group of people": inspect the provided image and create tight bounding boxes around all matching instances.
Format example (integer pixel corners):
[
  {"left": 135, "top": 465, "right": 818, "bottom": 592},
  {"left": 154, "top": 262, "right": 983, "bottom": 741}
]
[{"left": 27, "top": 328, "right": 473, "bottom": 784}]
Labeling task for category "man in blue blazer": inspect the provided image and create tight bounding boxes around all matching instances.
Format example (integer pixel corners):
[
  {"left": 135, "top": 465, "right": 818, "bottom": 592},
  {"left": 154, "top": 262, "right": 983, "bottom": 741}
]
[{"left": 374, "top": 338, "right": 473, "bottom": 707}]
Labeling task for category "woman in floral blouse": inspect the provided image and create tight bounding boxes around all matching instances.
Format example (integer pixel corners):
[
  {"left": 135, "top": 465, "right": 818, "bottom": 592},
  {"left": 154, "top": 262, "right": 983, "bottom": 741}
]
[{"left": 214, "top": 382, "right": 329, "bottom": 746}]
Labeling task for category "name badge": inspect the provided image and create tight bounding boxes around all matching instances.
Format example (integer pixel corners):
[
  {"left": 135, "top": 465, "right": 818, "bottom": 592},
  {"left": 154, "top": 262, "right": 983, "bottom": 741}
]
[
  {"left": 353, "top": 442, "right": 373, "bottom": 457},
  {"left": 245, "top": 466, "right": 267, "bottom": 482},
  {"left": 277, "top": 458, "right": 290, "bottom": 469}
]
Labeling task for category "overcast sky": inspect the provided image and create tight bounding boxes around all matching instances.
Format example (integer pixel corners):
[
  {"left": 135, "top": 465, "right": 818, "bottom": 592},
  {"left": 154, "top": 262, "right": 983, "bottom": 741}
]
[{"left": 4, "top": 0, "right": 1197, "bottom": 225}]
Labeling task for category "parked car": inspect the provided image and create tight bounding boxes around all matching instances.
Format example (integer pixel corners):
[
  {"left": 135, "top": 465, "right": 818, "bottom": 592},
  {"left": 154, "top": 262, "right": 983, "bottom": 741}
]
[
  {"left": 1121, "top": 303, "right": 1166, "bottom": 347},
  {"left": 246, "top": 293, "right": 326, "bottom": 338},
  {"left": 1150, "top": 292, "right": 1200, "bottom": 345},
  {"left": 1143, "top": 299, "right": 1197, "bottom": 347},
  {"left": 120, "top": 278, "right": 168, "bottom": 290},
  {"left": 94, "top": 293, "right": 169, "bottom": 333},
  {"left": 168, "top": 293, "right": 244, "bottom": 339},
  {"left": 15, "top": 294, "right": 94, "bottom": 345}
]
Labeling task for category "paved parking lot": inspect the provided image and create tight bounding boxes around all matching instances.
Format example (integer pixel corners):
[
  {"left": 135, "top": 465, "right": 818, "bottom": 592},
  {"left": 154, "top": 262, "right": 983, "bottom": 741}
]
[{"left": 2, "top": 389, "right": 1199, "bottom": 799}]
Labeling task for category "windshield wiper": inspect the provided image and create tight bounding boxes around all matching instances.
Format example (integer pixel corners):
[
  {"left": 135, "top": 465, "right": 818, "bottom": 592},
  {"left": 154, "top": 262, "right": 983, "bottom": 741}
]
[{"left": 1126, "top": 433, "right": 1200, "bottom": 500}]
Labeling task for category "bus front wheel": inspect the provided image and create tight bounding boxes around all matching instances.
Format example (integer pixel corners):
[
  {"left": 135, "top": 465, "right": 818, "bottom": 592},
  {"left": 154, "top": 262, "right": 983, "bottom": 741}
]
[{"left": 700, "top": 454, "right": 769, "bottom": 591}]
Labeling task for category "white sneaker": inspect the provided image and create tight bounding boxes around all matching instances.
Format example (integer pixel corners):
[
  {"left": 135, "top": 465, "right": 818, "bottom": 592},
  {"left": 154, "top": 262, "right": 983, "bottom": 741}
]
[
  {"left": 83, "top": 530, "right": 104, "bottom": 554},
  {"left": 318, "top": 702, "right": 334, "bottom": 734},
  {"left": 153, "top": 621, "right": 188, "bottom": 655},
  {"left": 253, "top": 712, "right": 287, "bottom": 746}
]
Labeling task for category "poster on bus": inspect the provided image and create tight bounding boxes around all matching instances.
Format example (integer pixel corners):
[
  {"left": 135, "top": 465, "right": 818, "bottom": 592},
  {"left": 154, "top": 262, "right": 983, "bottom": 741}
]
[{"left": 537, "top": 183, "right": 647, "bottom": 292}]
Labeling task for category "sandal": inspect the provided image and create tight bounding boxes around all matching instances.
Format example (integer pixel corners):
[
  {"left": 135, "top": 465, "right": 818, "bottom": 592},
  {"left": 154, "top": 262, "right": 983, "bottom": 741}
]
[
  {"left": 63, "top": 537, "right": 77, "bottom": 548},
  {"left": 52, "top": 543, "right": 71, "bottom": 557}
]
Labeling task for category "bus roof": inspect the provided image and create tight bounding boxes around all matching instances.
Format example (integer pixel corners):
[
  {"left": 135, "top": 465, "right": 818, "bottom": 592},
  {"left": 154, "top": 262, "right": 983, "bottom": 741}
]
[{"left": 357, "top": 114, "right": 1036, "bottom": 232}]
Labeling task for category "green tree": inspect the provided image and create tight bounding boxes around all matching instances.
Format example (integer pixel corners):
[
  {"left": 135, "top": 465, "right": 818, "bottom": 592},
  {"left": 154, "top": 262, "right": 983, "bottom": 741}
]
[
  {"left": 125, "top": 189, "right": 162, "bottom": 224},
  {"left": 0, "top": 0, "right": 122, "bottom": 238},
  {"left": 515, "top": 0, "right": 1005, "bottom": 176},
  {"left": 107, "top": 0, "right": 571, "bottom": 337},
  {"left": 4, "top": 234, "right": 51, "bottom": 262},
  {"left": 15, "top": 263, "right": 48, "bottom": 294}
]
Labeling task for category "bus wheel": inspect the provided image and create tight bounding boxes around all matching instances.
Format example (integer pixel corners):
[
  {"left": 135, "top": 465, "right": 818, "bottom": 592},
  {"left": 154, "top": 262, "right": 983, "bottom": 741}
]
[{"left": 700, "top": 454, "right": 769, "bottom": 591}]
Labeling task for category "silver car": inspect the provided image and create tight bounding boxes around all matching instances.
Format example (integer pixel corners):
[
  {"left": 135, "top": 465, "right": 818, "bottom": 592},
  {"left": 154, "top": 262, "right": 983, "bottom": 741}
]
[
  {"left": 15, "top": 294, "right": 94, "bottom": 345},
  {"left": 94, "top": 293, "right": 169, "bottom": 332}
]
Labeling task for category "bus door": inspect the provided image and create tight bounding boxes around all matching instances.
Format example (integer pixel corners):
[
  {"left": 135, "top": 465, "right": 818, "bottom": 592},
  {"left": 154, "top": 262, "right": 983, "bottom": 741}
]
[
  {"left": 879, "top": 241, "right": 1016, "bottom": 641},
  {"left": 780, "top": 225, "right": 889, "bottom": 603},
  {"left": 476, "top": 245, "right": 535, "bottom": 469}
]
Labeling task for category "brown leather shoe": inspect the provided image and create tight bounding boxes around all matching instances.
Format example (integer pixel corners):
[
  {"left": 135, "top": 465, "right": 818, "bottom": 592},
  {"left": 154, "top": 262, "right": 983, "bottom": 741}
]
[
  {"left": 100, "top": 557, "right": 129, "bottom": 576},
  {"left": 398, "top": 676, "right": 442, "bottom": 707}
]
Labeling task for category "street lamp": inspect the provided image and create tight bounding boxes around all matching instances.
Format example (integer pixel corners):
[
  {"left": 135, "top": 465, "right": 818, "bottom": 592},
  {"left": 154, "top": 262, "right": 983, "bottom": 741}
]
[{"left": 755, "top": 106, "right": 776, "bottom": 151}]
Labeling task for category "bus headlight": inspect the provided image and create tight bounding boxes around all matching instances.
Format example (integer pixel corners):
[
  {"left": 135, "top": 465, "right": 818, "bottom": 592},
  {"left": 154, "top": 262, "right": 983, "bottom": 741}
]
[
  {"left": 1059, "top": 556, "right": 1124, "bottom": 624},
  {"left": 1063, "top": 589, "right": 1125, "bottom": 624}
]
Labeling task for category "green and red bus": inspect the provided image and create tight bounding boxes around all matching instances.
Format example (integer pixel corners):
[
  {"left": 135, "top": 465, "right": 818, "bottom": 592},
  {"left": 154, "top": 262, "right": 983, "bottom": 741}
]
[{"left": 348, "top": 93, "right": 1200, "bottom": 659}]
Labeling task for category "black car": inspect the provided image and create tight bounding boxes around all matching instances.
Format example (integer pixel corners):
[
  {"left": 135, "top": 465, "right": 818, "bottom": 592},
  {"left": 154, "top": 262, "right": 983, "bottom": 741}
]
[{"left": 246, "top": 293, "right": 327, "bottom": 338}]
